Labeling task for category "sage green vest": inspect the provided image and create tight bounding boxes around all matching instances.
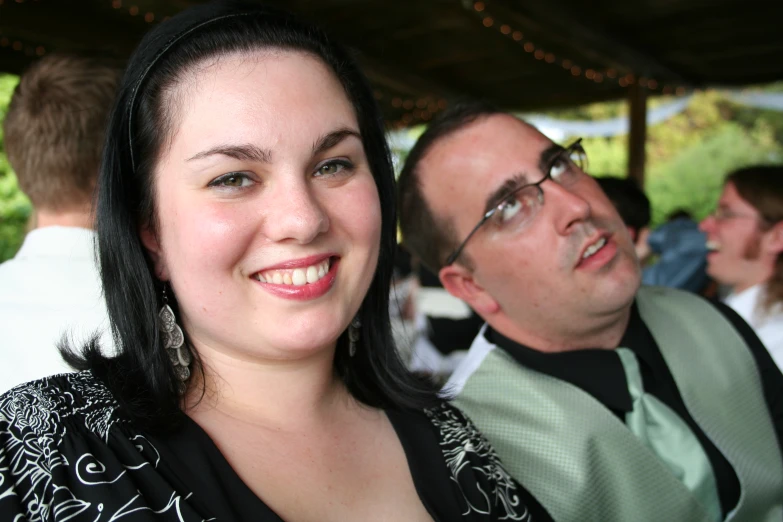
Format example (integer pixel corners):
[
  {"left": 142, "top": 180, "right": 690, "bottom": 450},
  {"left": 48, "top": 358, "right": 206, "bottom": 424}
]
[{"left": 451, "top": 286, "right": 783, "bottom": 522}]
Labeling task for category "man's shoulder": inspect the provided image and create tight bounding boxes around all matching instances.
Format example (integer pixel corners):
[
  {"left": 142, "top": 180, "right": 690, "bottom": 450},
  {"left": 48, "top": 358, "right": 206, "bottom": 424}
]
[
  {"left": 638, "top": 285, "right": 753, "bottom": 336},
  {"left": 0, "top": 372, "right": 123, "bottom": 440},
  {"left": 442, "top": 328, "right": 504, "bottom": 397}
]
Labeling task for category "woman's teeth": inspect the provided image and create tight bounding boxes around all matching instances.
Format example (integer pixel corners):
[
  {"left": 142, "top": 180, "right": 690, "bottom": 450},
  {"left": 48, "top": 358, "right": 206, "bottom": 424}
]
[
  {"left": 256, "top": 259, "right": 331, "bottom": 286},
  {"left": 706, "top": 240, "right": 721, "bottom": 252}
]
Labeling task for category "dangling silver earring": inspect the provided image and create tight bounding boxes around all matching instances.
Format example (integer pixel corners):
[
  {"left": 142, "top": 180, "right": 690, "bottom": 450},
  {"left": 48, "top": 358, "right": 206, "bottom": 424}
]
[
  {"left": 159, "top": 285, "right": 191, "bottom": 390},
  {"left": 348, "top": 315, "right": 361, "bottom": 357}
]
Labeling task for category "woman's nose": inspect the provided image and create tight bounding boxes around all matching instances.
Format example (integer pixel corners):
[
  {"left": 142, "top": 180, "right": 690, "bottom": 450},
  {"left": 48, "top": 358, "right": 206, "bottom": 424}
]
[{"left": 263, "top": 180, "right": 330, "bottom": 244}]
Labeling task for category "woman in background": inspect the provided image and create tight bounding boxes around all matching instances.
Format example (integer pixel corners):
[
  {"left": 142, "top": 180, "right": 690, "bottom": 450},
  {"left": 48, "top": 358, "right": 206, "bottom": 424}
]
[{"left": 0, "top": 2, "right": 548, "bottom": 520}]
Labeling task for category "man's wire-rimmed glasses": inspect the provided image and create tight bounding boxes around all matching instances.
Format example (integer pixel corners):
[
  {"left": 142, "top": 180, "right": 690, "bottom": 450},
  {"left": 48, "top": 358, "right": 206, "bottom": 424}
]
[{"left": 443, "top": 138, "right": 587, "bottom": 266}]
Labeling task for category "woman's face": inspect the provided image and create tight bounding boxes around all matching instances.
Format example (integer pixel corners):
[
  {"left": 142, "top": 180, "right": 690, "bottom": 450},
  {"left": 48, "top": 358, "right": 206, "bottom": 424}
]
[{"left": 143, "top": 50, "right": 382, "bottom": 362}]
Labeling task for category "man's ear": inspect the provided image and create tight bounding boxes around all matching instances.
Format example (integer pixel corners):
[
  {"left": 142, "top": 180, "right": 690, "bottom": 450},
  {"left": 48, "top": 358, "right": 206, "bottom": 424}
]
[
  {"left": 763, "top": 221, "right": 783, "bottom": 255},
  {"left": 139, "top": 224, "right": 169, "bottom": 281},
  {"left": 439, "top": 263, "right": 500, "bottom": 316}
]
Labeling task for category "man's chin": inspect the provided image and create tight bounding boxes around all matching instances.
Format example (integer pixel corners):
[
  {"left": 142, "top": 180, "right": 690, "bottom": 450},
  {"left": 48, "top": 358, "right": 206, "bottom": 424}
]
[{"left": 598, "top": 267, "right": 641, "bottom": 306}]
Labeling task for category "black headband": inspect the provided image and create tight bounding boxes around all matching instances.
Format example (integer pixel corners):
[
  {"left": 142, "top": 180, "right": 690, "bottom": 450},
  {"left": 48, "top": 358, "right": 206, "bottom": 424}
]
[{"left": 126, "top": 12, "right": 253, "bottom": 171}]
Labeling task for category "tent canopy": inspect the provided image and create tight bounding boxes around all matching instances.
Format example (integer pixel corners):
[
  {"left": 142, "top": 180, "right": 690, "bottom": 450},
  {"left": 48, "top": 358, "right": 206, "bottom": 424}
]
[{"left": 2, "top": 0, "right": 782, "bottom": 127}]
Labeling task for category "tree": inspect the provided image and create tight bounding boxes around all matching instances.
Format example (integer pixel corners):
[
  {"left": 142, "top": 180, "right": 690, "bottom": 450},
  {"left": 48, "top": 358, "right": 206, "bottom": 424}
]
[{"left": 0, "top": 74, "right": 30, "bottom": 262}]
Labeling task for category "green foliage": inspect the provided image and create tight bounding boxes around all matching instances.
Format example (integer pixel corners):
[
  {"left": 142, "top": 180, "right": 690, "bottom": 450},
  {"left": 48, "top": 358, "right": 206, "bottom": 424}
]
[
  {"left": 581, "top": 136, "right": 627, "bottom": 176},
  {"left": 0, "top": 74, "right": 30, "bottom": 262},
  {"left": 647, "top": 122, "right": 781, "bottom": 225},
  {"left": 549, "top": 88, "right": 783, "bottom": 228}
]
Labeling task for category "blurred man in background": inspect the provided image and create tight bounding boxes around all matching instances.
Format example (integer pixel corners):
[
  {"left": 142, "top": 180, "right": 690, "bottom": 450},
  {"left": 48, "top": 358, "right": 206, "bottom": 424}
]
[
  {"left": 700, "top": 165, "right": 783, "bottom": 370},
  {"left": 597, "top": 176, "right": 709, "bottom": 293},
  {"left": 0, "top": 54, "right": 120, "bottom": 392}
]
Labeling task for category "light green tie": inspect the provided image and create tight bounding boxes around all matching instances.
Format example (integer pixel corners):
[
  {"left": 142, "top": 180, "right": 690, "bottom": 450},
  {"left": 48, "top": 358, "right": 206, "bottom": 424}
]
[{"left": 616, "top": 348, "right": 723, "bottom": 522}]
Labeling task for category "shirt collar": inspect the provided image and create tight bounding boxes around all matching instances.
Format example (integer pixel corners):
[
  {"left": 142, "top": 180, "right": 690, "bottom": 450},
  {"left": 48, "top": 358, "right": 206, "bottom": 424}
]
[
  {"left": 14, "top": 226, "right": 97, "bottom": 261},
  {"left": 485, "top": 303, "right": 653, "bottom": 412}
]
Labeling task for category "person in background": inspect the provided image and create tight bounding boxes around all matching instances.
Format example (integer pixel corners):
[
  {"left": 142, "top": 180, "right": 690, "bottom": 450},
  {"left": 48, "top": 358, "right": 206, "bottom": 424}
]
[
  {"left": 398, "top": 101, "right": 783, "bottom": 522},
  {"left": 0, "top": 5, "right": 543, "bottom": 520},
  {"left": 596, "top": 176, "right": 709, "bottom": 293},
  {"left": 700, "top": 165, "right": 783, "bottom": 370},
  {"left": 0, "top": 53, "right": 119, "bottom": 392},
  {"left": 594, "top": 176, "right": 651, "bottom": 243},
  {"left": 407, "top": 263, "right": 484, "bottom": 379}
]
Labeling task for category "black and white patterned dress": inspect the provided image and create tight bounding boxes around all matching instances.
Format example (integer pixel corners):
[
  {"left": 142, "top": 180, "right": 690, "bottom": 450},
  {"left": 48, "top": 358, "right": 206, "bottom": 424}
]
[{"left": 0, "top": 372, "right": 548, "bottom": 521}]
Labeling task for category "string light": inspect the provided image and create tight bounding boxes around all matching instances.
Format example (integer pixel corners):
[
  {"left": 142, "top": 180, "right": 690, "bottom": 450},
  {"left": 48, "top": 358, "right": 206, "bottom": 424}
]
[
  {"left": 387, "top": 95, "right": 451, "bottom": 128},
  {"left": 467, "top": 0, "right": 682, "bottom": 94},
  {"left": 0, "top": 29, "right": 47, "bottom": 57},
  {"left": 384, "top": 94, "right": 451, "bottom": 127}
]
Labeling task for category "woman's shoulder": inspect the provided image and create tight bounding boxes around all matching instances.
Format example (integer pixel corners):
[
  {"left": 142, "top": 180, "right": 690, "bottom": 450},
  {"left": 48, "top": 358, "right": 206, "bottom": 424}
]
[
  {"left": 424, "top": 401, "right": 499, "bottom": 454},
  {"left": 0, "top": 371, "right": 125, "bottom": 440},
  {"left": 422, "top": 402, "right": 537, "bottom": 521}
]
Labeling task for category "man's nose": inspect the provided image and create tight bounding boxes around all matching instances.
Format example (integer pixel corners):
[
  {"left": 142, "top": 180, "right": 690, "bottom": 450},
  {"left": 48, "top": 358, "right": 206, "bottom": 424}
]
[{"left": 543, "top": 180, "right": 592, "bottom": 234}]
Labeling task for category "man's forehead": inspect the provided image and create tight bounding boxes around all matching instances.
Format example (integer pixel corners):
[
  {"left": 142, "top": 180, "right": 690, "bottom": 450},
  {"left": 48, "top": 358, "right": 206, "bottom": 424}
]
[
  {"left": 418, "top": 114, "right": 551, "bottom": 201},
  {"left": 422, "top": 115, "right": 549, "bottom": 174}
]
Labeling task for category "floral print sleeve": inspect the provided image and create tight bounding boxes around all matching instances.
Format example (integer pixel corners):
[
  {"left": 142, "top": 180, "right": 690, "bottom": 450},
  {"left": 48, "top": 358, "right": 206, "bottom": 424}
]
[
  {"left": 0, "top": 373, "right": 195, "bottom": 522},
  {"left": 425, "top": 403, "right": 537, "bottom": 521}
]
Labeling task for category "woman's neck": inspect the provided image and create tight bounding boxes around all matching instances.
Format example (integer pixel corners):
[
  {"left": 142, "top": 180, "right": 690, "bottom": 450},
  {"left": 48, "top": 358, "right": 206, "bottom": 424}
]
[{"left": 184, "top": 343, "right": 354, "bottom": 431}]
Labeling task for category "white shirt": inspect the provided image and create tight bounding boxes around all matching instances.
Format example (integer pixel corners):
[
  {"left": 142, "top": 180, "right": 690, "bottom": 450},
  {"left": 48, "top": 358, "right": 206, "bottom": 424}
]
[
  {"left": 0, "top": 227, "right": 112, "bottom": 392},
  {"left": 724, "top": 283, "right": 783, "bottom": 372}
]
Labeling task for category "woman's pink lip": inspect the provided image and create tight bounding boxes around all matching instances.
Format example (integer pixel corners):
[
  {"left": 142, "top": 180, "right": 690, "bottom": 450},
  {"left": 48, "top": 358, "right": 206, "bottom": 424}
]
[
  {"left": 256, "top": 253, "right": 336, "bottom": 272},
  {"left": 253, "top": 258, "right": 339, "bottom": 301}
]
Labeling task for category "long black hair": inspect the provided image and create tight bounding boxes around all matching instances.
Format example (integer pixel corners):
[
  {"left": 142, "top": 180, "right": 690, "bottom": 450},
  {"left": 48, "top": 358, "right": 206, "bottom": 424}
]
[{"left": 65, "top": 0, "right": 440, "bottom": 432}]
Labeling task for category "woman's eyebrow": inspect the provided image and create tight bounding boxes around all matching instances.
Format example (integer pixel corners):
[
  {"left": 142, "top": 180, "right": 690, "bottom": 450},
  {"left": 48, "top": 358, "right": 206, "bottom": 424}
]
[
  {"left": 312, "top": 128, "right": 361, "bottom": 156},
  {"left": 187, "top": 143, "right": 272, "bottom": 163}
]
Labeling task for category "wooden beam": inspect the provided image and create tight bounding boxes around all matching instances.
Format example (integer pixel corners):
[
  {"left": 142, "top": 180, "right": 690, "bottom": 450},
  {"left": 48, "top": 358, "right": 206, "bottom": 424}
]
[
  {"left": 627, "top": 83, "right": 647, "bottom": 186},
  {"left": 357, "top": 53, "right": 458, "bottom": 99}
]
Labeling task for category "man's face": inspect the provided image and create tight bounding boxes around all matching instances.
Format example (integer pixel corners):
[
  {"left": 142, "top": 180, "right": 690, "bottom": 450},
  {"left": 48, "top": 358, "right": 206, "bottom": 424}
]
[
  {"left": 419, "top": 115, "right": 641, "bottom": 346},
  {"left": 699, "top": 182, "right": 767, "bottom": 290}
]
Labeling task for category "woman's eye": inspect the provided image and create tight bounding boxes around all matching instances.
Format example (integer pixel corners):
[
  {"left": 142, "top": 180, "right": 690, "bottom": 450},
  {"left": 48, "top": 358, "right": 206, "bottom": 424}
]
[
  {"left": 315, "top": 160, "right": 353, "bottom": 177},
  {"left": 209, "top": 173, "right": 252, "bottom": 188},
  {"left": 319, "top": 164, "right": 341, "bottom": 176}
]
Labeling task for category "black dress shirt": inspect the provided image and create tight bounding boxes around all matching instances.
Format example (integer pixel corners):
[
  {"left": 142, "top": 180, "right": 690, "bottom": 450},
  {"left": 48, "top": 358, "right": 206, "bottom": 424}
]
[{"left": 486, "top": 299, "right": 783, "bottom": 518}]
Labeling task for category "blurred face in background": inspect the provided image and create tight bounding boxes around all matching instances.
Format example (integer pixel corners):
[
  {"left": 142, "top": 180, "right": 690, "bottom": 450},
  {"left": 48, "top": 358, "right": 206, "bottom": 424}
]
[{"left": 700, "top": 181, "right": 775, "bottom": 292}]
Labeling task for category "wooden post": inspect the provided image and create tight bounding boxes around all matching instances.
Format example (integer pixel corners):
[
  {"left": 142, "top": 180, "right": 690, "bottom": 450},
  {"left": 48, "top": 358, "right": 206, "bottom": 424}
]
[{"left": 627, "top": 82, "right": 647, "bottom": 186}]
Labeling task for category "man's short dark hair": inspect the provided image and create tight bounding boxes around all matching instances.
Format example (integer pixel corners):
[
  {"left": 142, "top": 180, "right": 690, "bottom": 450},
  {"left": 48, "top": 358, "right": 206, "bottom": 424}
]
[
  {"left": 398, "top": 100, "right": 504, "bottom": 272},
  {"left": 594, "top": 176, "right": 651, "bottom": 231}
]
